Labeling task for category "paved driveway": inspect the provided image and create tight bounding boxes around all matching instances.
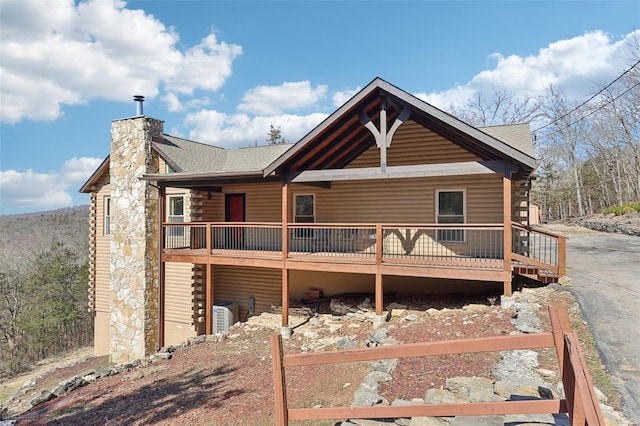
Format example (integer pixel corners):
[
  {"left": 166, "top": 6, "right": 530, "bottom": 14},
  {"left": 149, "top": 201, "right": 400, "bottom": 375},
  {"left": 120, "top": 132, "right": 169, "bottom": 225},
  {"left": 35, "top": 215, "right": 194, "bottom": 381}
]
[{"left": 544, "top": 224, "right": 640, "bottom": 423}]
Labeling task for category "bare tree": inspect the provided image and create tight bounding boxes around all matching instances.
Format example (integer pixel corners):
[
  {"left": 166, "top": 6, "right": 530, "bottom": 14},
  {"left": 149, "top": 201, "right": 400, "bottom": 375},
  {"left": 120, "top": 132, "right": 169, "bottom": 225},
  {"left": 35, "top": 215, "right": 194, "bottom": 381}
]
[
  {"left": 537, "top": 84, "right": 589, "bottom": 217},
  {"left": 448, "top": 85, "right": 541, "bottom": 128}
]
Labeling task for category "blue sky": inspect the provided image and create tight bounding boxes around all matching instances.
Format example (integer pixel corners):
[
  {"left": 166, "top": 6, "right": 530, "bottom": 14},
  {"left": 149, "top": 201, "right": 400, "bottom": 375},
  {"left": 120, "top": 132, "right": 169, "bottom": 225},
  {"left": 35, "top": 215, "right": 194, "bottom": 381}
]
[{"left": 1, "top": 0, "right": 638, "bottom": 214}]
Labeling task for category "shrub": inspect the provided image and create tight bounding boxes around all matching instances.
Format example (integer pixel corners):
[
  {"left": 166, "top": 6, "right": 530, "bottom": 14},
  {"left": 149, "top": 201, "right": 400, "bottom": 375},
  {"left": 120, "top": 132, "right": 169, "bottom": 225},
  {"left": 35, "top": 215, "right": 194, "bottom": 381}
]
[{"left": 602, "top": 202, "right": 640, "bottom": 216}]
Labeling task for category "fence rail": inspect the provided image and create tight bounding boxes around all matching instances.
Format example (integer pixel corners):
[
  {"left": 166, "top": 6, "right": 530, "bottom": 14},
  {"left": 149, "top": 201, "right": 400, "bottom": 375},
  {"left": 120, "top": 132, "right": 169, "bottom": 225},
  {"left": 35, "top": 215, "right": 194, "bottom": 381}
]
[{"left": 271, "top": 304, "right": 604, "bottom": 425}]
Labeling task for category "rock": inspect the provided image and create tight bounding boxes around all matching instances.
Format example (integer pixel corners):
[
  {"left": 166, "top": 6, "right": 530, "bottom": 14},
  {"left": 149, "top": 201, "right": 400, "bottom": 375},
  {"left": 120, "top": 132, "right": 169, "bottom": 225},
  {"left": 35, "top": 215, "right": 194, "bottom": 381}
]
[
  {"left": 358, "top": 298, "right": 373, "bottom": 309},
  {"left": 348, "top": 419, "right": 396, "bottom": 425},
  {"left": 336, "top": 337, "right": 357, "bottom": 350},
  {"left": 82, "top": 373, "right": 100, "bottom": 384},
  {"left": 372, "top": 313, "right": 389, "bottom": 328},
  {"left": 371, "top": 358, "right": 398, "bottom": 374},
  {"left": 31, "top": 390, "right": 55, "bottom": 407},
  {"left": 52, "top": 384, "right": 67, "bottom": 397},
  {"left": 504, "top": 413, "right": 562, "bottom": 425},
  {"left": 500, "top": 296, "right": 515, "bottom": 309},
  {"left": 409, "top": 417, "right": 452, "bottom": 426},
  {"left": 426, "top": 308, "right": 440, "bottom": 316},
  {"left": 391, "top": 399, "right": 424, "bottom": 406},
  {"left": 424, "top": 389, "right": 469, "bottom": 405},
  {"left": 468, "top": 387, "right": 504, "bottom": 403},
  {"left": 369, "top": 328, "right": 389, "bottom": 345},
  {"left": 362, "top": 371, "right": 392, "bottom": 390},
  {"left": 152, "top": 352, "right": 172, "bottom": 360},
  {"left": 450, "top": 416, "right": 504, "bottom": 426},
  {"left": 492, "top": 350, "right": 540, "bottom": 382},
  {"left": 388, "top": 302, "right": 408, "bottom": 317},
  {"left": 308, "top": 317, "right": 322, "bottom": 327},
  {"left": 302, "top": 330, "right": 319, "bottom": 339},
  {"left": 445, "top": 376, "right": 493, "bottom": 396},
  {"left": 594, "top": 386, "right": 608, "bottom": 403},
  {"left": 511, "top": 306, "right": 542, "bottom": 333},
  {"left": 536, "top": 368, "right": 556, "bottom": 379},
  {"left": 557, "top": 276, "right": 573, "bottom": 287},
  {"left": 351, "top": 389, "right": 388, "bottom": 407},
  {"left": 331, "top": 299, "right": 359, "bottom": 315},
  {"left": 404, "top": 314, "right": 419, "bottom": 321},
  {"left": 493, "top": 380, "right": 543, "bottom": 399},
  {"left": 188, "top": 335, "right": 206, "bottom": 345}
]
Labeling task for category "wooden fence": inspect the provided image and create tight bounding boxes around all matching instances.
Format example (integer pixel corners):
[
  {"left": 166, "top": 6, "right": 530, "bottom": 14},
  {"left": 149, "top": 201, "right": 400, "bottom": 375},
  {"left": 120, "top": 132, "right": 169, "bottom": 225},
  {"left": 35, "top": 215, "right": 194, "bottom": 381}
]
[{"left": 270, "top": 304, "right": 605, "bottom": 425}]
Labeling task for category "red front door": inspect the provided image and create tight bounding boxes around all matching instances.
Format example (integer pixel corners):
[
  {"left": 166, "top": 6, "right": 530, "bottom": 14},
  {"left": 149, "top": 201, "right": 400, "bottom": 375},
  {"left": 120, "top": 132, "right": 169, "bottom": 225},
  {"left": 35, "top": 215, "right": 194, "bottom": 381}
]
[{"left": 225, "top": 194, "right": 245, "bottom": 249}]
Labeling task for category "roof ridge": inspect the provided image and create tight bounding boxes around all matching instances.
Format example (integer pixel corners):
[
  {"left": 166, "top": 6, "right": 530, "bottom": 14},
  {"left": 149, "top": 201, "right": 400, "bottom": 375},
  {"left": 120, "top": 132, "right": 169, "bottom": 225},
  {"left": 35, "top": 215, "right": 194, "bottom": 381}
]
[{"left": 163, "top": 134, "right": 226, "bottom": 150}]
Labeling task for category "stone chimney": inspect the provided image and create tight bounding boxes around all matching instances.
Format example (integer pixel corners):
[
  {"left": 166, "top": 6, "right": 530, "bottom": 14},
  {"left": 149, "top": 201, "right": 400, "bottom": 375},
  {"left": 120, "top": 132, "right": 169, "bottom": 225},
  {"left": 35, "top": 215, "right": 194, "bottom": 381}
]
[{"left": 109, "top": 115, "right": 163, "bottom": 363}]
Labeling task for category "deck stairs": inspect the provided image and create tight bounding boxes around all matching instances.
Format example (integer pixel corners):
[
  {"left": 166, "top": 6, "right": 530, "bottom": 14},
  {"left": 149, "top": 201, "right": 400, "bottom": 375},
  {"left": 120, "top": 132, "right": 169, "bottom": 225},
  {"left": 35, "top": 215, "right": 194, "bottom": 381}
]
[{"left": 511, "top": 181, "right": 563, "bottom": 284}]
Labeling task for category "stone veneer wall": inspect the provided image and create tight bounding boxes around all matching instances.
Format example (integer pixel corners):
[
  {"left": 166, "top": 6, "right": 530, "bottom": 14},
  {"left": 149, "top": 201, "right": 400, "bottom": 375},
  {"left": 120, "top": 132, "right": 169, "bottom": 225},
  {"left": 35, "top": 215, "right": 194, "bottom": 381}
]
[{"left": 109, "top": 116, "right": 163, "bottom": 363}]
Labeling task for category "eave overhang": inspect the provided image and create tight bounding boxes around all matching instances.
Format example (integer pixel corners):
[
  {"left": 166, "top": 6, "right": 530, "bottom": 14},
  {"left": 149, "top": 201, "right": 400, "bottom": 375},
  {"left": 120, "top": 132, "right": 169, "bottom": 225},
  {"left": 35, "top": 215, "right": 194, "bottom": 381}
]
[
  {"left": 79, "top": 156, "right": 110, "bottom": 193},
  {"left": 141, "top": 170, "right": 280, "bottom": 189}
]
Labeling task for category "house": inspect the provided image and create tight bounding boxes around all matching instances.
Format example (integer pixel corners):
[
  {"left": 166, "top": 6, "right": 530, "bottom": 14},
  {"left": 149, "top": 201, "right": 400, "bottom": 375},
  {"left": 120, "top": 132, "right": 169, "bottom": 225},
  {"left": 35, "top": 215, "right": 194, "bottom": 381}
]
[{"left": 80, "top": 78, "right": 566, "bottom": 363}]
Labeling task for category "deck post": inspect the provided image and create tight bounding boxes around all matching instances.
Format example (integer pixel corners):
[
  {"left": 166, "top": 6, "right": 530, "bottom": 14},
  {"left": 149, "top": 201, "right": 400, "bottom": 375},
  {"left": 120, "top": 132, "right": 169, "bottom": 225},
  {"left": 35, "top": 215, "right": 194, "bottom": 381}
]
[
  {"left": 206, "top": 263, "right": 214, "bottom": 335},
  {"left": 503, "top": 176, "right": 513, "bottom": 296},
  {"left": 281, "top": 180, "right": 290, "bottom": 329},
  {"left": 558, "top": 235, "right": 567, "bottom": 277},
  {"left": 375, "top": 224, "right": 383, "bottom": 315}
]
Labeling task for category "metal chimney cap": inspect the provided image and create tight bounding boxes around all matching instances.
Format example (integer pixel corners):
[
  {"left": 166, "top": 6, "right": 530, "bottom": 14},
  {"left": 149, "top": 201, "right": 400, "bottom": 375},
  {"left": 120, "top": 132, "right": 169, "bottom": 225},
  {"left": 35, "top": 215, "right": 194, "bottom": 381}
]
[{"left": 133, "top": 95, "right": 145, "bottom": 116}]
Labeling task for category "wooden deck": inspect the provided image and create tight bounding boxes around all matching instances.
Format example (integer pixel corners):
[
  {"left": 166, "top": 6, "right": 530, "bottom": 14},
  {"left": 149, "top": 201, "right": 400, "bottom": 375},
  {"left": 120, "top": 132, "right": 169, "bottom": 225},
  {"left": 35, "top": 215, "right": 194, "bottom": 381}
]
[{"left": 161, "top": 222, "right": 564, "bottom": 283}]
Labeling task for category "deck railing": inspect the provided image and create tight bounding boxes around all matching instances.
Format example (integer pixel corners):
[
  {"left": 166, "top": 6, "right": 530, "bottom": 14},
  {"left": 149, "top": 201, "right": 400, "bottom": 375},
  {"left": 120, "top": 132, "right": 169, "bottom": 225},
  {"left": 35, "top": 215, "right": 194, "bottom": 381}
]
[
  {"left": 511, "top": 222, "right": 567, "bottom": 276},
  {"left": 162, "top": 221, "right": 566, "bottom": 277},
  {"left": 288, "top": 224, "right": 376, "bottom": 259},
  {"left": 163, "top": 222, "right": 508, "bottom": 267},
  {"left": 381, "top": 224, "right": 504, "bottom": 268}
]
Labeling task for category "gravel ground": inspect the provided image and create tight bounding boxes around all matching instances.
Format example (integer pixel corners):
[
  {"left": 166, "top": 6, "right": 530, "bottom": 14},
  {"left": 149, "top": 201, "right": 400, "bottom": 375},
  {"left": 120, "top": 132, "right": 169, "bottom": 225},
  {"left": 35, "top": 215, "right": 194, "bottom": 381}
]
[{"left": 3, "top": 288, "right": 612, "bottom": 426}]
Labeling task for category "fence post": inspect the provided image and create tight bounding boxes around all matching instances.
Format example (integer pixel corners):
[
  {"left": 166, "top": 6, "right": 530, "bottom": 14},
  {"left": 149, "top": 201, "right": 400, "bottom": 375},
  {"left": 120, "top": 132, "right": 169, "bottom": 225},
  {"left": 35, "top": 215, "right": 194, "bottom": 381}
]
[
  {"left": 564, "top": 334, "right": 586, "bottom": 425},
  {"left": 558, "top": 236, "right": 567, "bottom": 277},
  {"left": 271, "top": 334, "right": 288, "bottom": 425},
  {"left": 565, "top": 331, "right": 606, "bottom": 425}
]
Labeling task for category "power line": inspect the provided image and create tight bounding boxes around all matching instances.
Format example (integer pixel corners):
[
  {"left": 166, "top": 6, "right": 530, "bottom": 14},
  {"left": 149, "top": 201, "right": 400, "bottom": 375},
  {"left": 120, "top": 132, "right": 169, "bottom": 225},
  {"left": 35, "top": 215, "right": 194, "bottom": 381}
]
[
  {"left": 541, "top": 80, "right": 640, "bottom": 139},
  {"left": 532, "top": 58, "right": 640, "bottom": 133}
]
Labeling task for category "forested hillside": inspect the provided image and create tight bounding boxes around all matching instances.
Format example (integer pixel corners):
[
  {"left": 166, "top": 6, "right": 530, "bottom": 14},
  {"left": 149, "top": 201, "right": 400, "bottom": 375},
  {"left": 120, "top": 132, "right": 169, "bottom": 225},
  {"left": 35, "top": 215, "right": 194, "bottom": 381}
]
[{"left": 0, "top": 205, "right": 92, "bottom": 379}]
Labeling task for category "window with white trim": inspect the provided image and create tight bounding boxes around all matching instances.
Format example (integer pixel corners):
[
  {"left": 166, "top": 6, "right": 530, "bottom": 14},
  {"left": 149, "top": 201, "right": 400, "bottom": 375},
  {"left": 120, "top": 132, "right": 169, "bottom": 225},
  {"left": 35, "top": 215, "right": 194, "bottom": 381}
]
[
  {"left": 167, "top": 195, "right": 185, "bottom": 238},
  {"left": 294, "top": 194, "right": 315, "bottom": 238},
  {"left": 104, "top": 196, "right": 111, "bottom": 236},
  {"left": 436, "top": 189, "right": 465, "bottom": 242}
]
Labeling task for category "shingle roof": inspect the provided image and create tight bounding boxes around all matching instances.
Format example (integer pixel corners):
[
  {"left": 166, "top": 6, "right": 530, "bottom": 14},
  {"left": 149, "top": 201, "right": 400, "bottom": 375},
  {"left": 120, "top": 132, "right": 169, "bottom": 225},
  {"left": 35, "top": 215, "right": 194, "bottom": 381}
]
[
  {"left": 152, "top": 136, "right": 292, "bottom": 174},
  {"left": 478, "top": 123, "right": 533, "bottom": 156}
]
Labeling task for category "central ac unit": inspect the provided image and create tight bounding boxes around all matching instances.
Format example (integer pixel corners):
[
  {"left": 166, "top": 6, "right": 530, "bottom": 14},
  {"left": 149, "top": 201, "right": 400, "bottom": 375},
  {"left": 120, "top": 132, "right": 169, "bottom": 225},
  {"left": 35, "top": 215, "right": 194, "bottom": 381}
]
[{"left": 213, "top": 301, "right": 238, "bottom": 333}]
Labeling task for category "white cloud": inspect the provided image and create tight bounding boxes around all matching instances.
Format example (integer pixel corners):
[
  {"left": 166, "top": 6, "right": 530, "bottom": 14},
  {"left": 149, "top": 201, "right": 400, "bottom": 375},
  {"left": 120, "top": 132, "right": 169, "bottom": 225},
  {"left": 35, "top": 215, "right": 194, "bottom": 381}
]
[
  {"left": 184, "top": 110, "right": 328, "bottom": 148},
  {"left": 0, "top": 157, "right": 103, "bottom": 213},
  {"left": 238, "top": 81, "right": 328, "bottom": 115},
  {"left": 165, "top": 33, "right": 241, "bottom": 95},
  {"left": 163, "top": 92, "right": 183, "bottom": 113},
  {"left": 415, "top": 30, "right": 639, "bottom": 110},
  {"left": 0, "top": 0, "right": 241, "bottom": 123},
  {"left": 332, "top": 87, "right": 361, "bottom": 107}
]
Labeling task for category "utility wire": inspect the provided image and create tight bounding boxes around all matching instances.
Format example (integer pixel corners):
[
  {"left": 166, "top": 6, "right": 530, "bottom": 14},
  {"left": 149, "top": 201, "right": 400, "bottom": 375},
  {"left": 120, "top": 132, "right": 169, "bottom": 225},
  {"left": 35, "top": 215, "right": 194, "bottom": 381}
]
[
  {"left": 532, "top": 58, "right": 640, "bottom": 133},
  {"left": 541, "top": 80, "right": 640, "bottom": 138}
]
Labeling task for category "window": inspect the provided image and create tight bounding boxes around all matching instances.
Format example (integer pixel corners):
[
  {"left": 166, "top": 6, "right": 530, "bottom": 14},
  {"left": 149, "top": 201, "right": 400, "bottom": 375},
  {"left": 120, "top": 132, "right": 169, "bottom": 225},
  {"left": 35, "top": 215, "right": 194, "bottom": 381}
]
[
  {"left": 167, "top": 195, "right": 185, "bottom": 238},
  {"left": 436, "top": 190, "right": 465, "bottom": 242},
  {"left": 168, "top": 195, "right": 185, "bottom": 223},
  {"left": 294, "top": 194, "right": 315, "bottom": 238},
  {"left": 104, "top": 196, "right": 111, "bottom": 235}
]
